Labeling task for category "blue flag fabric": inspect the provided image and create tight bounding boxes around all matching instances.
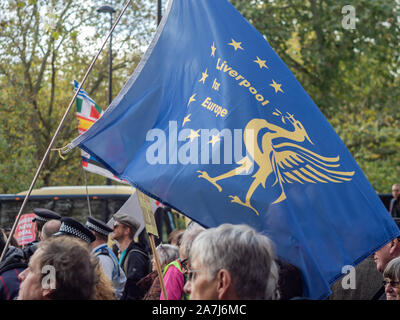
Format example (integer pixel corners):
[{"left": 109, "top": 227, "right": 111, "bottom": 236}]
[{"left": 70, "top": 0, "right": 399, "bottom": 299}]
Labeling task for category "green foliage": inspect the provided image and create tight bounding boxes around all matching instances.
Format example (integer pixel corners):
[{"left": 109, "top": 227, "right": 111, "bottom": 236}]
[
  {"left": 0, "top": 0, "right": 156, "bottom": 193},
  {"left": 0, "top": 0, "right": 398, "bottom": 195},
  {"left": 231, "top": 0, "right": 400, "bottom": 192}
]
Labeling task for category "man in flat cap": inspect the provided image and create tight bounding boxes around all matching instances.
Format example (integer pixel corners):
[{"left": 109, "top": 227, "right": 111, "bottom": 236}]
[
  {"left": 86, "top": 216, "right": 126, "bottom": 299},
  {"left": 111, "top": 212, "right": 150, "bottom": 300},
  {"left": 23, "top": 208, "right": 62, "bottom": 261}
]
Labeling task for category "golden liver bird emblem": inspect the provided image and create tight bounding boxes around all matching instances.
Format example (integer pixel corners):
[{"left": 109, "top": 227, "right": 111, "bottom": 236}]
[{"left": 197, "top": 112, "right": 355, "bottom": 215}]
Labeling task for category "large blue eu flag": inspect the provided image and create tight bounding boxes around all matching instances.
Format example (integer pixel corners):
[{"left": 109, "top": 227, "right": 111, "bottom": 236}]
[{"left": 68, "top": 0, "right": 399, "bottom": 299}]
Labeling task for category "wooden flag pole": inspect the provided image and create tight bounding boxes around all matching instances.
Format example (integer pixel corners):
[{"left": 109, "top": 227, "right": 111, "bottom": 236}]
[
  {"left": 148, "top": 233, "right": 168, "bottom": 300},
  {"left": 0, "top": 0, "right": 132, "bottom": 263},
  {"left": 135, "top": 189, "right": 168, "bottom": 299}
]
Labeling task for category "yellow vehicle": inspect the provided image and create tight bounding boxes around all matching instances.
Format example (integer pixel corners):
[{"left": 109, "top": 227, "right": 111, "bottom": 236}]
[
  {"left": 16, "top": 185, "right": 135, "bottom": 196},
  {"left": 0, "top": 185, "right": 186, "bottom": 244},
  {"left": 0, "top": 185, "right": 134, "bottom": 227}
]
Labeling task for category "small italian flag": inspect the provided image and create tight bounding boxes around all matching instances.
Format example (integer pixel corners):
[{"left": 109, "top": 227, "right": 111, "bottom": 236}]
[{"left": 74, "top": 80, "right": 128, "bottom": 184}]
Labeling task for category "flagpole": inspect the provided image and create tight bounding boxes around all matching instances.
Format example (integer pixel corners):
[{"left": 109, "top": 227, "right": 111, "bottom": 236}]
[
  {"left": 149, "top": 233, "right": 168, "bottom": 300},
  {"left": 0, "top": 0, "right": 133, "bottom": 263},
  {"left": 157, "top": 0, "right": 162, "bottom": 25}
]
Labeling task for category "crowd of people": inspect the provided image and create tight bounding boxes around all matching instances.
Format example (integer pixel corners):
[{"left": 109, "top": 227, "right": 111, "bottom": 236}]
[{"left": 0, "top": 182, "right": 399, "bottom": 300}]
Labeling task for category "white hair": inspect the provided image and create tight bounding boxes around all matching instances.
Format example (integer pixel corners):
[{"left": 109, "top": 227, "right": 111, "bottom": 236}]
[
  {"left": 190, "top": 223, "right": 279, "bottom": 300},
  {"left": 384, "top": 256, "right": 400, "bottom": 281},
  {"left": 156, "top": 243, "right": 179, "bottom": 267},
  {"left": 180, "top": 222, "right": 205, "bottom": 259}
]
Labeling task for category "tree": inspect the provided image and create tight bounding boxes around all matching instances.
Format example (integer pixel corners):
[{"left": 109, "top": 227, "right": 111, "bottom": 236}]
[
  {"left": 0, "top": 0, "right": 157, "bottom": 193},
  {"left": 0, "top": 0, "right": 399, "bottom": 194},
  {"left": 230, "top": 0, "right": 400, "bottom": 192}
]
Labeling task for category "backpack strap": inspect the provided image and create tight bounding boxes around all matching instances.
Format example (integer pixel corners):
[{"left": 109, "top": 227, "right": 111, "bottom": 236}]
[
  {"left": 95, "top": 246, "right": 121, "bottom": 278},
  {"left": 123, "top": 248, "right": 150, "bottom": 275},
  {"left": 94, "top": 246, "right": 110, "bottom": 257}
]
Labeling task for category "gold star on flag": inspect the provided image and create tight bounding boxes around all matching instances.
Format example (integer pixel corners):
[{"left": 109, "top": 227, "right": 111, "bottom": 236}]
[
  {"left": 254, "top": 56, "right": 268, "bottom": 69},
  {"left": 187, "top": 93, "right": 196, "bottom": 107},
  {"left": 211, "top": 42, "right": 216, "bottom": 57},
  {"left": 182, "top": 114, "right": 191, "bottom": 127},
  {"left": 199, "top": 69, "right": 209, "bottom": 84},
  {"left": 228, "top": 39, "right": 243, "bottom": 51},
  {"left": 208, "top": 134, "right": 220, "bottom": 147},
  {"left": 187, "top": 129, "right": 200, "bottom": 142},
  {"left": 270, "top": 80, "right": 284, "bottom": 93}
]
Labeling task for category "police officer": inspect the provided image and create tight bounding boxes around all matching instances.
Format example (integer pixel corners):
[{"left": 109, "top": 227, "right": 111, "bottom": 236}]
[
  {"left": 54, "top": 217, "right": 96, "bottom": 244},
  {"left": 24, "top": 208, "right": 61, "bottom": 260},
  {"left": 86, "top": 216, "right": 127, "bottom": 299}
]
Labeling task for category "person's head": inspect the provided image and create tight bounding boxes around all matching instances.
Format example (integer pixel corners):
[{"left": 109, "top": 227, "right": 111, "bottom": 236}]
[
  {"left": 17, "top": 236, "right": 96, "bottom": 300},
  {"left": 374, "top": 238, "right": 400, "bottom": 273},
  {"left": 40, "top": 220, "right": 61, "bottom": 241},
  {"left": 85, "top": 216, "right": 113, "bottom": 248},
  {"left": 179, "top": 222, "right": 205, "bottom": 262},
  {"left": 392, "top": 184, "right": 400, "bottom": 200},
  {"left": 383, "top": 256, "right": 400, "bottom": 300},
  {"left": 0, "top": 227, "right": 20, "bottom": 252},
  {"left": 32, "top": 209, "right": 61, "bottom": 240},
  {"left": 168, "top": 229, "right": 185, "bottom": 247},
  {"left": 2, "top": 227, "right": 20, "bottom": 248},
  {"left": 184, "top": 224, "right": 279, "bottom": 300},
  {"left": 152, "top": 243, "right": 179, "bottom": 272},
  {"left": 111, "top": 213, "right": 139, "bottom": 242},
  {"left": 0, "top": 227, "right": 7, "bottom": 253}
]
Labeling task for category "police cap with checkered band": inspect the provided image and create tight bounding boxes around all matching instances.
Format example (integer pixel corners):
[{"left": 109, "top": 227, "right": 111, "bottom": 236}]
[
  {"left": 54, "top": 217, "right": 96, "bottom": 244},
  {"left": 32, "top": 208, "right": 61, "bottom": 223},
  {"left": 85, "top": 216, "right": 113, "bottom": 237}
]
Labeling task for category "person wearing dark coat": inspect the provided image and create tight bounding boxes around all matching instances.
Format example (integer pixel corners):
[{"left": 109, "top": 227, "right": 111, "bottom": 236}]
[
  {"left": 390, "top": 184, "right": 400, "bottom": 217},
  {"left": 276, "top": 259, "right": 303, "bottom": 300},
  {"left": 111, "top": 213, "right": 150, "bottom": 300},
  {"left": 0, "top": 229, "right": 27, "bottom": 300},
  {"left": 23, "top": 208, "right": 62, "bottom": 261}
]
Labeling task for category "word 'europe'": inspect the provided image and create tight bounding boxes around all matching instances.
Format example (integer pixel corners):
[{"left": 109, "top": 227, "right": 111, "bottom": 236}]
[{"left": 201, "top": 97, "right": 228, "bottom": 118}]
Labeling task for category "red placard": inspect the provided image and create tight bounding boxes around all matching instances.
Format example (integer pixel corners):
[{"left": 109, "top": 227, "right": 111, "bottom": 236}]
[{"left": 14, "top": 213, "right": 36, "bottom": 246}]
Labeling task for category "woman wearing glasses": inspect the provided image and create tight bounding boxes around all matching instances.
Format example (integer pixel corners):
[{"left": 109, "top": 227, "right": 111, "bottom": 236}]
[
  {"left": 137, "top": 243, "right": 179, "bottom": 300},
  {"left": 383, "top": 256, "right": 400, "bottom": 300}
]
